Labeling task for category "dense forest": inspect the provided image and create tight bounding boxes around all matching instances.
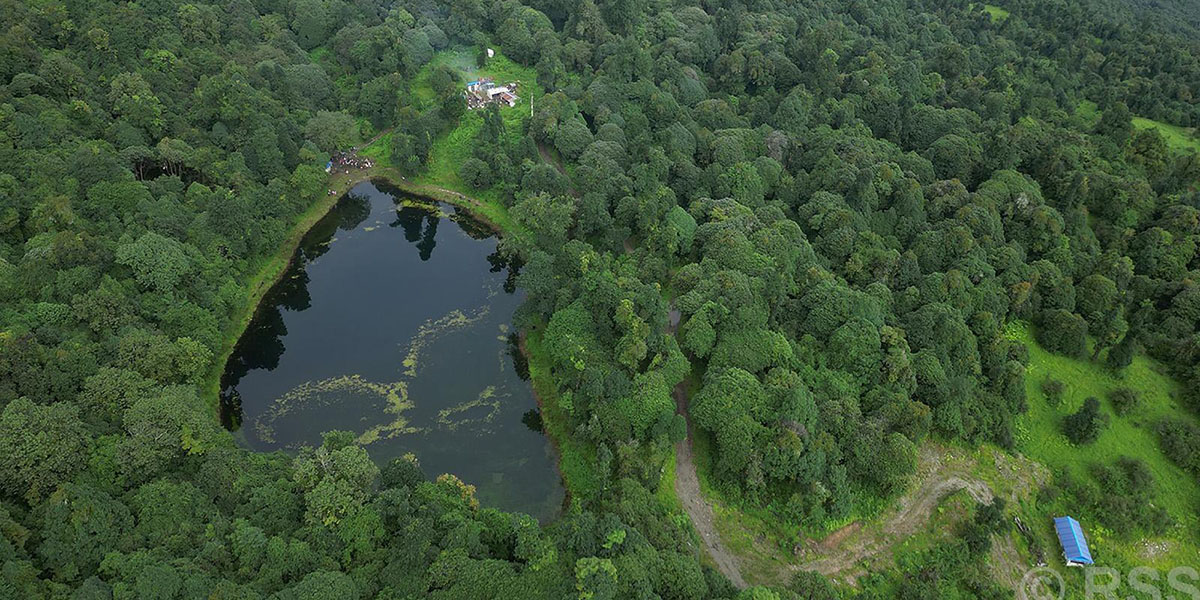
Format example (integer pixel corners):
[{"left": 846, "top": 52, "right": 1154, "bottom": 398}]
[{"left": 1, "top": 0, "right": 1198, "bottom": 597}]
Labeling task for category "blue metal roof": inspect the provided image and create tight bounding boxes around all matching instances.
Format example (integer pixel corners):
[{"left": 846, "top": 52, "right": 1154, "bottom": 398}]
[{"left": 1053, "top": 516, "right": 1094, "bottom": 564}]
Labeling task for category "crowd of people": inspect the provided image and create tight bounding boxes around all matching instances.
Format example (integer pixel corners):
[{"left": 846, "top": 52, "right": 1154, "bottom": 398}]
[
  {"left": 326, "top": 149, "right": 376, "bottom": 194},
  {"left": 331, "top": 149, "right": 374, "bottom": 172}
]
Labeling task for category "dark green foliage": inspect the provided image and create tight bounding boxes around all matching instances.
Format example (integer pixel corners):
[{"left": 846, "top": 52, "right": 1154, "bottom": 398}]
[
  {"left": 1106, "top": 333, "right": 1138, "bottom": 370},
  {"left": 4, "top": 0, "right": 1200, "bottom": 595},
  {"left": 788, "top": 571, "right": 839, "bottom": 600},
  {"left": 1086, "top": 458, "right": 1173, "bottom": 534},
  {"left": 1041, "top": 377, "right": 1066, "bottom": 407},
  {"left": 1063, "top": 397, "right": 1109, "bottom": 445},
  {"left": 960, "top": 498, "right": 1008, "bottom": 554},
  {"left": 1155, "top": 419, "right": 1200, "bottom": 477},
  {"left": 460, "top": 157, "right": 492, "bottom": 189},
  {"left": 1108, "top": 388, "right": 1140, "bottom": 416},
  {"left": 0, "top": 398, "right": 91, "bottom": 502},
  {"left": 1036, "top": 310, "right": 1088, "bottom": 358}
]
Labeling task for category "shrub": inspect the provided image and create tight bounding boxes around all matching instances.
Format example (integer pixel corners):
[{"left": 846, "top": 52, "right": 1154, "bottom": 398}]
[
  {"left": 1108, "top": 388, "right": 1139, "bottom": 416},
  {"left": 1041, "top": 377, "right": 1066, "bottom": 406},
  {"left": 1155, "top": 418, "right": 1200, "bottom": 476},
  {"left": 459, "top": 157, "right": 492, "bottom": 189},
  {"left": 1063, "top": 397, "right": 1108, "bottom": 445}
]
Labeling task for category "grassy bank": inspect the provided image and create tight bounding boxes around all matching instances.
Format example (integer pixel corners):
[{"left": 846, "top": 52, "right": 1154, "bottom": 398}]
[
  {"left": 201, "top": 170, "right": 356, "bottom": 411},
  {"left": 523, "top": 326, "right": 601, "bottom": 502}
]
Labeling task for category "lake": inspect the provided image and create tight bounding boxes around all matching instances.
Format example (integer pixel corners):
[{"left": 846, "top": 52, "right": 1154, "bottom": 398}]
[{"left": 220, "top": 179, "right": 564, "bottom": 521}]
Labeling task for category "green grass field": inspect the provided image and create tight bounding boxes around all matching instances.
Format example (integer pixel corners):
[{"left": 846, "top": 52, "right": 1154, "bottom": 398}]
[
  {"left": 983, "top": 4, "right": 1010, "bottom": 20},
  {"left": 1004, "top": 321, "right": 1200, "bottom": 571},
  {"left": 1132, "top": 116, "right": 1200, "bottom": 153},
  {"left": 969, "top": 3, "right": 1011, "bottom": 21}
]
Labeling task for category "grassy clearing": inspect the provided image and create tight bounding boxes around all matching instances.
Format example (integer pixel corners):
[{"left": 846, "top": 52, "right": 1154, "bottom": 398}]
[
  {"left": 1004, "top": 321, "right": 1200, "bottom": 571},
  {"left": 308, "top": 46, "right": 331, "bottom": 64},
  {"left": 524, "top": 326, "right": 601, "bottom": 502},
  {"left": 681, "top": 321, "right": 1200, "bottom": 588},
  {"left": 983, "top": 4, "right": 1010, "bottom": 20},
  {"left": 361, "top": 47, "right": 540, "bottom": 207},
  {"left": 416, "top": 50, "right": 538, "bottom": 203},
  {"left": 969, "top": 3, "right": 1010, "bottom": 21},
  {"left": 1074, "top": 99, "right": 1100, "bottom": 129},
  {"left": 1073, "top": 102, "right": 1200, "bottom": 155},
  {"left": 1132, "top": 116, "right": 1200, "bottom": 153},
  {"left": 656, "top": 448, "right": 681, "bottom": 512},
  {"left": 690, "top": 427, "right": 795, "bottom": 586}
]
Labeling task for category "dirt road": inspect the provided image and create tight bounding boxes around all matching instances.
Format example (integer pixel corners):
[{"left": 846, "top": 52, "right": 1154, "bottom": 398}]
[
  {"left": 665, "top": 308, "right": 747, "bottom": 588},
  {"left": 672, "top": 378, "right": 748, "bottom": 588},
  {"left": 795, "top": 472, "right": 994, "bottom": 577}
]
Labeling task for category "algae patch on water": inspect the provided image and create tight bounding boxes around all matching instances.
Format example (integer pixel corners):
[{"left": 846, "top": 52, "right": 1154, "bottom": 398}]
[
  {"left": 255, "top": 374, "right": 417, "bottom": 446},
  {"left": 437, "top": 385, "right": 507, "bottom": 432},
  {"left": 401, "top": 306, "right": 489, "bottom": 377}
]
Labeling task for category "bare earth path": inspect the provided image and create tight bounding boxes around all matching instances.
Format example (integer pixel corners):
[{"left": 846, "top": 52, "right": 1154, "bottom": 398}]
[
  {"left": 666, "top": 310, "right": 747, "bottom": 588},
  {"left": 794, "top": 470, "right": 994, "bottom": 577},
  {"left": 673, "top": 380, "right": 748, "bottom": 588}
]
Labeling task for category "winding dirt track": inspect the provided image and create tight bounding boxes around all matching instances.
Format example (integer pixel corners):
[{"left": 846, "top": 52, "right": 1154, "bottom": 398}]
[
  {"left": 672, "top": 379, "right": 748, "bottom": 588},
  {"left": 665, "top": 309, "right": 748, "bottom": 588},
  {"left": 795, "top": 474, "right": 993, "bottom": 577}
]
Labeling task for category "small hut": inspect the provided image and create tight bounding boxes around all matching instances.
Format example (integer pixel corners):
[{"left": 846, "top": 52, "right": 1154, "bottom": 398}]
[{"left": 1053, "top": 516, "right": 1094, "bottom": 566}]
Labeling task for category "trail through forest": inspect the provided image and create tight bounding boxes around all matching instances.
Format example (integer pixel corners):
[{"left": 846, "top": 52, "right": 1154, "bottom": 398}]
[
  {"left": 673, "top": 379, "right": 749, "bottom": 588},
  {"left": 536, "top": 141, "right": 580, "bottom": 197},
  {"left": 666, "top": 309, "right": 748, "bottom": 588}
]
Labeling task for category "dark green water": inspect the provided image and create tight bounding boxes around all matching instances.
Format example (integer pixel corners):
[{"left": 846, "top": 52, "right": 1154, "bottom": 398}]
[{"left": 220, "top": 180, "right": 564, "bottom": 521}]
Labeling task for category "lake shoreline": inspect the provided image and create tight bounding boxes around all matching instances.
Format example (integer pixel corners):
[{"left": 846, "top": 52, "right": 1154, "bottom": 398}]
[
  {"left": 204, "top": 167, "right": 497, "bottom": 414},
  {"left": 206, "top": 166, "right": 575, "bottom": 517}
]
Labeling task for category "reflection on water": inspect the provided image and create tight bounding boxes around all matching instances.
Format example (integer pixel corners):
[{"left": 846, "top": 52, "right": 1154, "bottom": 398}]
[{"left": 220, "top": 180, "right": 563, "bottom": 521}]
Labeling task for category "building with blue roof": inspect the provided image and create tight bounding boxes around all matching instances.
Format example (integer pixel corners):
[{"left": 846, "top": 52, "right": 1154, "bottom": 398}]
[{"left": 1053, "top": 516, "right": 1094, "bottom": 566}]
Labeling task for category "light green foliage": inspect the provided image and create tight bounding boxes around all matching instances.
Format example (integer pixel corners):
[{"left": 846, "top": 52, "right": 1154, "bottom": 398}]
[
  {"left": 680, "top": 304, "right": 718, "bottom": 357},
  {"left": 0, "top": 398, "right": 91, "bottom": 501},
  {"left": 621, "top": 370, "right": 674, "bottom": 437},
  {"left": 708, "top": 328, "right": 792, "bottom": 374},
  {"left": 692, "top": 368, "right": 767, "bottom": 432},
  {"left": 115, "top": 232, "right": 194, "bottom": 293},
  {"left": 119, "top": 386, "right": 221, "bottom": 481},
  {"left": 276, "top": 570, "right": 358, "bottom": 600},
  {"left": 614, "top": 298, "right": 650, "bottom": 371},
  {"left": 576, "top": 557, "right": 618, "bottom": 600},
  {"left": 304, "top": 110, "right": 359, "bottom": 153},
  {"left": 292, "top": 431, "right": 380, "bottom": 527},
  {"left": 107, "top": 72, "right": 163, "bottom": 135}
]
